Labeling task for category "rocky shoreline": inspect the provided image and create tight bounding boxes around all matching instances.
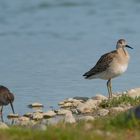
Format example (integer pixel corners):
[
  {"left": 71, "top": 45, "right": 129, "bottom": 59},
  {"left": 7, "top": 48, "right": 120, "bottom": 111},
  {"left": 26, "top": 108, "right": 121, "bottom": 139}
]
[{"left": 1, "top": 87, "right": 140, "bottom": 130}]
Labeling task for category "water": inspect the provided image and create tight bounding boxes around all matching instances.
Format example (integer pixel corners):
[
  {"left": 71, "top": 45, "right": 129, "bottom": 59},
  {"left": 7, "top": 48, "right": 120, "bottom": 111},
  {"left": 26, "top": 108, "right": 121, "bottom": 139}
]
[{"left": 0, "top": 0, "right": 140, "bottom": 118}]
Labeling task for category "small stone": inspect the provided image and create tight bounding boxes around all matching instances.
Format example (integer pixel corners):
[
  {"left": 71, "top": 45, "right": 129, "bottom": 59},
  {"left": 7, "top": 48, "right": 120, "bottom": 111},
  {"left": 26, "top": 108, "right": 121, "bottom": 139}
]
[
  {"left": 60, "top": 102, "right": 73, "bottom": 108},
  {"left": 127, "top": 88, "right": 140, "bottom": 98},
  {"left": 64, "top": 112, "right": 76, "bottom": 123},
  {"left": 28, "top": 102, "right": 43, "bottom": 108},
  {"left": 97, "top": 109, "right": 109, "bottom": 116},
  {"left": 0, "top": 122, "right": 9, "bottom": 129},
  {"left": 24, "top": 112, "right": 33, "bottom": 117},
  {"left": 32, "top": 112, "right": 43, "bottom": 120},
  {"left": 18, "top": 116, "right": 30, "bottom": 121},
  {"left": 109, "top": 107, "right": 125, "bottom": 115},
  {"left": 57, "top": 109, "right": 71, "bottom": 115},
  {"left": 78, "top": 116, "right": 94, "bottom": 121},
  {"left": 77, "top": 103, "right": 93, "bottom": 114},
  {"left": 43, "top": 111, "right": 56, "bottom": 118},
  {"left": 92, "top": 94, "right": 108, "bottom": 100},
  {"left": 32, "top": 123, "right": 47, "bottom": 131},
  {"left": 73, "top": 97, "right": 89, "bottom": 102},
  {"left": 85, "top": 99, "right": 101, "bottom": 107},
  {"left": 58, "top": 101, "right": 65, "bottom": 106},
  {"left": 7, "top": 113, "right": 19, "bottom": 118}
]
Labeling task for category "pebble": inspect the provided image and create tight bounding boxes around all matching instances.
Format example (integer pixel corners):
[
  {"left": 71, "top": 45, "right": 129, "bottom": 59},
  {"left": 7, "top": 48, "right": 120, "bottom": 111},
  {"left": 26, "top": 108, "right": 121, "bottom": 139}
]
[
  {"left": 7, "top": 113, "right": 19, "bottom": 118},
  {"left": 78, "top": 116, "right": 94, "bottom": 121},
  {"left": 56, "top": 109, "right": 71, "bottom": 115},
  {"left": 92, "top": 94, "right": 108, "bottom": 100},
  {"left": 31, "top": 112, "right": 44, "bottom": 120},
  {"left": 28, "top": 102, "right": 43, "bottom": 108},
  {"left": 97, "top": 109, "right": 109, "bottom": 116},
  {"left": 0, "top": 122, "right": 9, "bottom": 129},
  {"left": 64, "top": 112, "right": 76, "bottom": 123},
  {"left": 109, "top": 107, "right": 125, "bottom": 115},
  {"left": 43, "top": 111, "right": 56, "bottom": 118},
  {"left": 127, "top": 88, "right": 140, "bottom": 98}
]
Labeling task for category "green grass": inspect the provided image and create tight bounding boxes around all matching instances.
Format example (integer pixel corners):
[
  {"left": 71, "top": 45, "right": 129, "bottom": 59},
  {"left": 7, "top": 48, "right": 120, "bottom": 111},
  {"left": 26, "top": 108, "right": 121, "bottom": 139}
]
[
  {"left": 99, "top": 94, "right": 140, "bottom": 108},
  {"left": 1, "top": 111, "right": 140, "bottom": 140},
  {"left": 1, "top": 95, "right": 140, "bottom": 140}
]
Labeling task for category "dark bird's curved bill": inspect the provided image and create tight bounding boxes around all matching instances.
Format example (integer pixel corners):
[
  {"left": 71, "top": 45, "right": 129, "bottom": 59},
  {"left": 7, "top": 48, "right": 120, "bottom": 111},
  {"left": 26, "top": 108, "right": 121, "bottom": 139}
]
[
  {"left": 10, "top": 102, "right": 15, "bottom": 114},
  {"left": 125, "top": 45, "right": 133, "bottom": 49}
]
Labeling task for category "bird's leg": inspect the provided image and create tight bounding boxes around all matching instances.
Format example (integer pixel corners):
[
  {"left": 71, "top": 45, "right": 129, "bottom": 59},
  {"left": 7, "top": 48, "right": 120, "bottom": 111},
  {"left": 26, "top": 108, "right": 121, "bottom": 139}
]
[
  {"left": 0, "top": 106, "right": 4, "bottom": 122},
  {"left": 107, "top": 79, "right": 113, "bottom": 99},
  {"left": 10, "top": 102, "right": 15, "bottom": 114}
]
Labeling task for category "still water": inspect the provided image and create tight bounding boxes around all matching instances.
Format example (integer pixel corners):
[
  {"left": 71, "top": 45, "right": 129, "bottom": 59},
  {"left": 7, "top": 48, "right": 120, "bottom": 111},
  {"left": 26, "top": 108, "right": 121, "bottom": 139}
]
[{"left": 0, "top": 0, "right": 140, "bottom": 117}]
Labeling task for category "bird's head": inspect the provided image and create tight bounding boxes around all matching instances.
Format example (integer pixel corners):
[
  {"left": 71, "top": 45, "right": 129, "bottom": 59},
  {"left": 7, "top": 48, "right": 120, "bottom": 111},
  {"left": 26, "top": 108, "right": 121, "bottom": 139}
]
[{"left": 116, "top": 39, "right": 133, "bottom": 49}]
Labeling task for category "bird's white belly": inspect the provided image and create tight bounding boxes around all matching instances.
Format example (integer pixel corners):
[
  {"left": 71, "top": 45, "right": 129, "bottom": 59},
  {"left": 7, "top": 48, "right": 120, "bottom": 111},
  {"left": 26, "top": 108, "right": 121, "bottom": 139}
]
[
  {"left": 102, "top": 64, "right": 128, "bottom": 80},
  {"left": 90, "top": 64, "right": 128, "bottom": 80}
]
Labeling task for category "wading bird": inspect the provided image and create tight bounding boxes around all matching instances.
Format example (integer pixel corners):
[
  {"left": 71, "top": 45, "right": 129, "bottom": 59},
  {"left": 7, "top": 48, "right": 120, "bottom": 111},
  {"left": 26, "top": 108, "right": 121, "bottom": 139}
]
[
  {"left": 0, "top": 85, "right": 15, "bottom": 122},
  {"left": 83, "top": 39, "right": 133, "bottom": 98}
]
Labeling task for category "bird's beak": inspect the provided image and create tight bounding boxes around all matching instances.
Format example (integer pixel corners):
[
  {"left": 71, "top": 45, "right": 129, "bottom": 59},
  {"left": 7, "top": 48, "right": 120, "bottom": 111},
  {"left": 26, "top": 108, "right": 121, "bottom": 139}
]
[
  {"left": 10, "top": 102, "right": 15, "bottom": 114},
  {"left": 125, "top": 45, "right": 133, "bottom": 49}
]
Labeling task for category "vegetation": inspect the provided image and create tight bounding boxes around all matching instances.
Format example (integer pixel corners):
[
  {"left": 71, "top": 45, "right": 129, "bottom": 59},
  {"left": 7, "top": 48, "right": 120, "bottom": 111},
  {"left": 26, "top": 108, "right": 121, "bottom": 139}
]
[
  {"left": 0, "top": 111, "right": 140, "bottom": 140},
  {"left": 1, "top": 95, "right": 140, "bottom": 140},
  {"left": 100, "top": 94, "right": 140, "bottom": 108}
]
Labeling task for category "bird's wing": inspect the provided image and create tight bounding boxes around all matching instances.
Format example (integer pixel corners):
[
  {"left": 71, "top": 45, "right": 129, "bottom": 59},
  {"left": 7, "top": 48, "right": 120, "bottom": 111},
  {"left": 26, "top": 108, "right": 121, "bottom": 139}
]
[{"left": 83, "top": 50, "right": 117, "bottom": 78}]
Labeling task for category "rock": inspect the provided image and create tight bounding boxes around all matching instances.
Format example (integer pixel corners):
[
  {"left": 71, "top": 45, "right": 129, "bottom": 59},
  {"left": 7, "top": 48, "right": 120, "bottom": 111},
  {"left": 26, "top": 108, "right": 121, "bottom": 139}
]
[
  {"left": 28, "top": 102, "right": 43, "bottom": 108},
  {"left": 24, "top": 112, "right": 33, "bottom": 118},
  {"left": 7, "top": 113, "right": 19, "bottom": 118},
  {"left": 109, "top": 107, "right": 125, "bottom": 115},
  {"left": 0, "top": 122, "right": 9, "bottom": 129},
  {"left": 31, "top": 112, "right": 43, "bottom": 120},
  {"left": 127, "top": 88, "right": 140, "bottom": 98},
  {"left": 57, "top": 109, "right": 71, "bottom": 115},
  {"left": 46, "top": 116, "right": 65, "bottom": 125},
  {"left": 32, "top": 123, "right": 47, "bottom": 131},
  {"left": 15, "top": 116, "right": 32, "bottom": 126},
  {"left": 18, "top": 116, "right": 30, "bottom": 121},
  {"left": 73, "top": 97, "right": 89, "bottom": 102},
  {"left": 78, "top": 116, "right": 94, "bottom": 121},
  {"left": 43, "top": 111, "right": 56, "bottom": 118},
  {"left": 85, "top": 99, "right": 101, "bottom": 107},
  {"left": 60, "top": 102, "right": 73, "bottom": 108},
  {"left": 59, "top": 99, "right": 82, "bottom": 108},
  {"left": 58, "top": 101, "right": 65, "bottom": 106},
  {"left": 64, "top": 112, "right": 76, "bottom": 123},
  {"left": 97, "top": 109, "right": 109, "bottom": 116},
  {"left": 92, "top": 94, "right": 108, "bottom": 100},
  {"left": 77, "top": 103, "right": 93, "bottom": 114}
]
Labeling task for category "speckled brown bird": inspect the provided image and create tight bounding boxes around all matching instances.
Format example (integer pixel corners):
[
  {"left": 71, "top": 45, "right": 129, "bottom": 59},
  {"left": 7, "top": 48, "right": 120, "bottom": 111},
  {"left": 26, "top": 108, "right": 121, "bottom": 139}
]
[{"left": 83, "top": 39, "right": 133, "bottom": 98}]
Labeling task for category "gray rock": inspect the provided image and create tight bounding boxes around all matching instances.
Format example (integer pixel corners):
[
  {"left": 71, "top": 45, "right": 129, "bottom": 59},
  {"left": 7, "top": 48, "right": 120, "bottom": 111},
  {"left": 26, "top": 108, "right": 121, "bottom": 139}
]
[
  {"left": 78, "top": 116, "right": 94, "bottom": 121},
  {"left": 43, "top": 111, "right": 56, "bottom": 118},
  {"left": 57, "top": 109, "right": 71, "bottom": 115},
  {"left": 77, "top": 103, "right": 93, "bottom": 114},
  {"left": 64, "top": 112, "right": 76, "bottom": 123},
  {"left": 91, "top": 94, "right": 108, "bottom": 100},
  {"left": 97, "top": 109, "right": 109, "bottom": 116},
  {"left": 32, "top": 123, "right": 47, "bottom": 131},
  {"left": 32, "top": 112, "right": 44, "bottom": 120},
  {"left": 109, "top": 107, "right": 125, "bottom": 115},
  {"left": 28, "top": 102, "right": 44, "bottom": 108},
  {"left": 46, "top": 116, "right": 65, "bottom": 125},
  {"left": 0, "top": 122, "right": 9, "bottom": 129},
  {"left": 73, "top": 97, "right": 89, "bottom": 102},
  {"left": 127, "top": 88, "right": 140, "bottom": 98}
]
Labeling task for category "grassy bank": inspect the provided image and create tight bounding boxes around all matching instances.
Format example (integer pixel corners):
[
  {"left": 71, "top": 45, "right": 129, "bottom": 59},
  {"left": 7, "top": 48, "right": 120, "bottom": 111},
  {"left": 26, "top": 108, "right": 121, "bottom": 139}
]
[{"left": 1, "top": 112, "right": 140, "bottom": 140}]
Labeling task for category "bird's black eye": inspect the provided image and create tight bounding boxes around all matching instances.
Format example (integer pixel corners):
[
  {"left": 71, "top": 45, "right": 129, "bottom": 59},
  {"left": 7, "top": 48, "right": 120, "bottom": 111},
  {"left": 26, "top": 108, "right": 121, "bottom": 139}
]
[{"left": 119, "top": 41, "right": 122, "bottom": 44}]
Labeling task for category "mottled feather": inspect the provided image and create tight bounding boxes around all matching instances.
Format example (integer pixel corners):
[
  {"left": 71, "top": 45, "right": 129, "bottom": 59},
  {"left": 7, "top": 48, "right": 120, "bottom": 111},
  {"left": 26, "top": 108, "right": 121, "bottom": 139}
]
[{"left": 83, "top": 50, "right": 117, "bottom": 78}]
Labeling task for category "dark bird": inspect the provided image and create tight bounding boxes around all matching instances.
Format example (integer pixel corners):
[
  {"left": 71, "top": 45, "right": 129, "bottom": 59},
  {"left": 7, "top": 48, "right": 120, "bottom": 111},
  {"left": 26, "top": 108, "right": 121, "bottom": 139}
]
[{"left": 0, "top": 85, "right": 15, "bottom": 122}]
